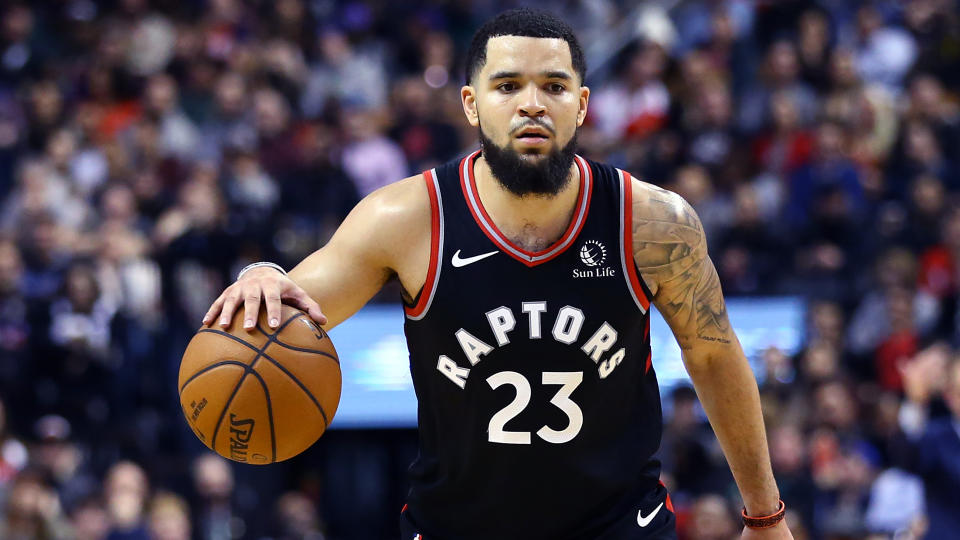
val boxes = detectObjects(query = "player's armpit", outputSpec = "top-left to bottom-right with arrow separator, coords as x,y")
288,174 -> 432,329
629,181 -> 733,352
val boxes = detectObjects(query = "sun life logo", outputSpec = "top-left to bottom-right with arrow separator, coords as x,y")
579,240 -> 606,267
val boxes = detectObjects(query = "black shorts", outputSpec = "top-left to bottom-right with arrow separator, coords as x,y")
399,482 -> 677,540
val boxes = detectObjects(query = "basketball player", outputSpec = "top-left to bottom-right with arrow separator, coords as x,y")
204,9 -> 791,539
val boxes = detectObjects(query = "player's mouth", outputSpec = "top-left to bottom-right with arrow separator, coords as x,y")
515,128 -> 551,145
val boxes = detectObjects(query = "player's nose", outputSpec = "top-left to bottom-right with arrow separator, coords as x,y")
517,85 -> 546,117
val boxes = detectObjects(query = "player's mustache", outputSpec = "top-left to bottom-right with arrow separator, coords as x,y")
509,119 -> 556,136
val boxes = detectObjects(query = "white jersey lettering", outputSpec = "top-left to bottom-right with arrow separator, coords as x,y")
455,329 -> 494,366
438,355 -> 470,388
581,322 -> 618,363
486,306 -> 516,346
521,301 -> 547,339
552,306 -> 585,345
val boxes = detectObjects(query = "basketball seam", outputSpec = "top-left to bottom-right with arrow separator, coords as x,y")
197,328 -> 331,430
243,368 -> 277,463
255,320 -> 340,364
209,362 -> 253,454
179,360 -> 250,393
255,311 -> 323,444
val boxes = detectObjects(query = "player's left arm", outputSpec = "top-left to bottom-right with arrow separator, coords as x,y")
630,180 -> 790,537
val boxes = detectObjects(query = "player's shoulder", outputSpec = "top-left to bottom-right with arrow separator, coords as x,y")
623,175 -> 707,296
627,175 -> 702,233
333,174 -> 432,266
354,173 -> 432,226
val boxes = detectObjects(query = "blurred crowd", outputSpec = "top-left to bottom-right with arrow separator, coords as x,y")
0,0 -> 959,538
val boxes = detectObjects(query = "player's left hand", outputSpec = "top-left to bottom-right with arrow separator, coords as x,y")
741,520 -> 793,539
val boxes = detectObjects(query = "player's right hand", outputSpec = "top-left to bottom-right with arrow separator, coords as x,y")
202,267 -> 327,330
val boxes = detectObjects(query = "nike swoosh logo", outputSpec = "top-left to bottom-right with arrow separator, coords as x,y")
637,502 -> 663,528
451,249 -> 499,267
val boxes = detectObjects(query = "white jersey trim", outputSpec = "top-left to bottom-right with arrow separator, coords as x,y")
619,169 -> 647,314
406,168 -> 443,321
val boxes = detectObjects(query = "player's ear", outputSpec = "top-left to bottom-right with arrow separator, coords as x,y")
577,85 -> 590,127
462,85 -> 479,127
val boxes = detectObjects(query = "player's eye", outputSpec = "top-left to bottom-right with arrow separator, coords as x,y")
548,83 -> 565,93
497,82 -> 516,93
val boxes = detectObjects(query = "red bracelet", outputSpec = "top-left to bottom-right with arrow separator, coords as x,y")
741,499 -> 786,529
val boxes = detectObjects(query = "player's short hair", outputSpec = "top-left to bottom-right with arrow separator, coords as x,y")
464,8 -> 586,85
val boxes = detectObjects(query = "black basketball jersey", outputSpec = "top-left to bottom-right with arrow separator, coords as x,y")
402,150 -> 663,539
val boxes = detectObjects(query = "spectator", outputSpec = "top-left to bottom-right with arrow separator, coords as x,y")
104,461 -> 150,540
70,496 -> 110,540
751,90 -> 814,180
48,263 -> 116,363
768,424 -> 816,534
848,248 -> 939,373
589,41 -> 670,142
738,39 -> 818,135
796,9 -> 834,92
272,491 -> 326,540
0,240 -> 36,416
682,494 -> 737,540
786,119 -> 865,229
853,5 -> 918,95
905,74 -> 960,174
1,159 -> 91,237
252,88 -> 300,180
191,453 -> 240,540
903,174 -> 949,251
893,345 -> 960,537
389,77 -> 462,173
301,29 -> 389,117
197,72 -> 254,163
713,184 -> 782,294
31,414 -> 97,514
275,120 -> 358,250
904,0 -> 960,87
918,205 -> 960,303
140,74 -> 200,162
340,107 -> 409,196
0,398 -> 27,489
682,77 -> 738,177
0,468 -> 72,540
147,492 -> 190,540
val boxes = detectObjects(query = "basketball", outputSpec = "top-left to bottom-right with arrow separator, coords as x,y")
178,305 -> 340,464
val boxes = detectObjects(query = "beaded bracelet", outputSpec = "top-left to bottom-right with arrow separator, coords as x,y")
741,500 -> 786,529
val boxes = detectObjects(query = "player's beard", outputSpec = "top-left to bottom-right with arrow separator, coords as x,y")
478,125 -> 578,198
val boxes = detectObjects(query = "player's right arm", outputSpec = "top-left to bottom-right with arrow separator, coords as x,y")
202,174 -> 431,330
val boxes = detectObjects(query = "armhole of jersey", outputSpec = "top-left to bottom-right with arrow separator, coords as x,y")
618,170 -> 651,314
405,169 -> 443,320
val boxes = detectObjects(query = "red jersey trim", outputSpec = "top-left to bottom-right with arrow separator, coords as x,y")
658,480 -> 676,513
459,150 -> 593,268
619,170 -> 651,313
405,169 -> 443,320
644,318 -> 652,374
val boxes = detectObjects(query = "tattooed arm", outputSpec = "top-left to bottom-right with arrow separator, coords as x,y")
631,180 -> 788,531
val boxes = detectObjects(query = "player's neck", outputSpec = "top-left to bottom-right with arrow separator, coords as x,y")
473,156 -> 581,252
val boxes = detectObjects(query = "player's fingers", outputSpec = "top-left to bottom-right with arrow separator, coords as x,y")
202,294 -> 226,326
242,286 -> 262,330
263,283 -> 283,329
218,287 -> 241,328
285,288 -> 327,326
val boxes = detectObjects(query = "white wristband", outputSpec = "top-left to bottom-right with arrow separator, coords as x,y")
237,261 -> 287,281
